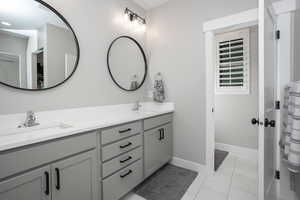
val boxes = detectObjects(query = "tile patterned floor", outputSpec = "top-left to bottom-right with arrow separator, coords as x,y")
122,154 -> 258,200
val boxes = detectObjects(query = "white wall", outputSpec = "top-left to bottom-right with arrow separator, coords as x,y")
0,31 -> 28,88
0,0 -> 148,115
215,27 -> 259,149
147,0 -> 258,164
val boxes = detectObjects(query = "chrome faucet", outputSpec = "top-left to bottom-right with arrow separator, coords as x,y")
132,101 -> 142,111
23,111 -> 40,127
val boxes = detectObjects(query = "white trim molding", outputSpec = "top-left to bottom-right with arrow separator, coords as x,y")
203,8 -> 259,174
170,157 -> 206,173
272,0 -> 298,15
203,8 -> 258,33
215,143 -> 258,160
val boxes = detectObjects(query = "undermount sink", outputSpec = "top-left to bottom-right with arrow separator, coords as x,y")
0,122 -> 73,137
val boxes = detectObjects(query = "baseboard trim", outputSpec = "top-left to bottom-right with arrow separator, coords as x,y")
170,157 -> 206,172
215,143 -> 258,160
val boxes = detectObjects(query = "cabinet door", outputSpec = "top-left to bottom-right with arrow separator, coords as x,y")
0,166 -> 51,200
144,123 -> 173,178
51,150 -> 98,200
160,123 -> 173,165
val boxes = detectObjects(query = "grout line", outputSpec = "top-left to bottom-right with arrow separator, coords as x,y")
226,155 -> 237,200
191,174 -> 208,200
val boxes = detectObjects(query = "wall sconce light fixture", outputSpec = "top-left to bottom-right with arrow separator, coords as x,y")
124,8 -> 146,32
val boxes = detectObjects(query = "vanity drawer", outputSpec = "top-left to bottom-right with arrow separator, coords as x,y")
102,134 -> 142,162
102,147 -> 142,178
144,113 -> 173,131
101,121 -> 142,145
103,160 -> 143,200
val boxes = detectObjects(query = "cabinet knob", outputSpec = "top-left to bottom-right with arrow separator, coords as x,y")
251,118 -> 259,126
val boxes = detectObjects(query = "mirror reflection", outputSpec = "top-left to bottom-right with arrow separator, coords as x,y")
107,36 -> 147,91
0,0 -> 79,90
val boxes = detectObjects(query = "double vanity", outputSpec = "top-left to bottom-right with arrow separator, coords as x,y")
0,0 -> 171,199
0,102 -> 174,200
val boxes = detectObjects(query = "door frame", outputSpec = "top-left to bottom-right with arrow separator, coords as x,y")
203,8 -> 259,174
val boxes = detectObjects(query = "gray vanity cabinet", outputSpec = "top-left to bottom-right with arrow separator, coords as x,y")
0,166 -> 51,200
51,150 -> 98,200
0,150 -> 97,200
144,121 -> 173,178
0,132 -> 98,200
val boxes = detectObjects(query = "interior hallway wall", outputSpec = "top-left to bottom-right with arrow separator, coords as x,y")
215,27 -> 259,150
147,0 -> 258,164
0,0 -> 148,115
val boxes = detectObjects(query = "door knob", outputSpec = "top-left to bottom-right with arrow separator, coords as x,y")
264,118 -> 276,128
251,118 -> 259,126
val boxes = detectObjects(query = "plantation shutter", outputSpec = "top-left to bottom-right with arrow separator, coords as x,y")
216,29 -> 250,94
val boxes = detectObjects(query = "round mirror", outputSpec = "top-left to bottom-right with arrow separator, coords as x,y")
0,0 -> 79,90
107,36 -> 147,91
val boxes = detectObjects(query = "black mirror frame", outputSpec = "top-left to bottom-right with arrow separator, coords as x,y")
0,0 -> 80,91
107,36 -> 148,92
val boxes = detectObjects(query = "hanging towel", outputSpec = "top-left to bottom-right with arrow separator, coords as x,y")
153,73 -> 165,103
282,82 -> 300,173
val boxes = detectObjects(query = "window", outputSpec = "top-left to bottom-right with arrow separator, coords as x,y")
215,29 -> 250,94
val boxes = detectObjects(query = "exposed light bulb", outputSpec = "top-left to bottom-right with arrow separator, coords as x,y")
133,17 -> 139,28
123,12 -> 129,23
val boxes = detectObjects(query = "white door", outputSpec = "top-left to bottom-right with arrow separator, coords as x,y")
258,0 -> 277,199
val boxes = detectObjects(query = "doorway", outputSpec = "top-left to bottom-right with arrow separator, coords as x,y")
214,27 -> 259,174
204,6 -> 278,200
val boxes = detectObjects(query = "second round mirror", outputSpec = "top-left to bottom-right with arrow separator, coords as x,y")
107,36 -> 147,91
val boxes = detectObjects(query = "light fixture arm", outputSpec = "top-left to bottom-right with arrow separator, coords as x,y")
125,8 -> 146,24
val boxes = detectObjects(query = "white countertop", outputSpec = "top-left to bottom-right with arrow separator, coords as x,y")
0,102 -> 174,152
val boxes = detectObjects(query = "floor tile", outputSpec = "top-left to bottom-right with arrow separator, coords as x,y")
231,172 -> 258,195
195,185 -> 228,200
228,188 -> 258,200
202,173 -> 232,195
235,157 -> 258,180
216,156 -> 236,177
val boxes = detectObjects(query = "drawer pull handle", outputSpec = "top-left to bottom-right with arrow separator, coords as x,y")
120,156 -> 132,163
120,142 -> 132,149
55,168 -> 61,190
44,172 -> 50,196
119,128 -> 132,134
120,170 -> 133,178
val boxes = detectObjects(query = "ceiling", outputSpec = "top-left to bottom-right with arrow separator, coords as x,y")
0,0 -> 66,30
132,0 -> 171,10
